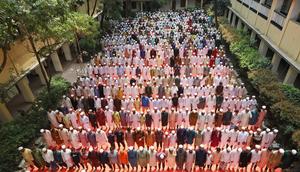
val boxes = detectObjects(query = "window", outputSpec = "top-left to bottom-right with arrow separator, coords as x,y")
264,0 -> 273,8
181,0 -> 186,7
280,0 -> 292,16
296,13 -> 300,23
132,1 -> 137,9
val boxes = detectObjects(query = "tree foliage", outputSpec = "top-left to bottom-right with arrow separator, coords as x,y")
0,76 -> 70,171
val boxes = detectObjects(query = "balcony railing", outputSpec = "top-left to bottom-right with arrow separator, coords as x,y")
258,3 -> 270,19
271,10 -> 286,29
250,1 -> 259,12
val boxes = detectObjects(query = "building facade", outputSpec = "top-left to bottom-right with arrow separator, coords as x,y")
227,0 -> 300,88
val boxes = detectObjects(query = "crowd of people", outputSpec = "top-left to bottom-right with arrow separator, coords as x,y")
19,10 -> 298,172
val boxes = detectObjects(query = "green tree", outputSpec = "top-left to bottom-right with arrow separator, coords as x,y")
100,0 -> 123,29
212,0 -> 231,28
0,0 -> 98,91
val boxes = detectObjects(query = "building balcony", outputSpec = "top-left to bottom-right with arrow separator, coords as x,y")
258,3 -> 270,20
271,10 -> 286,30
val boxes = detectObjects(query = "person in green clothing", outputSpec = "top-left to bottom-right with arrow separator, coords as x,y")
279,149 -> 298,170
32,145 -> 46,169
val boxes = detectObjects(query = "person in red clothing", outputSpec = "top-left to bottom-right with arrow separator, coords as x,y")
211,127 -> 222,147
96,108 -> 106,127
156,149 -> 167,170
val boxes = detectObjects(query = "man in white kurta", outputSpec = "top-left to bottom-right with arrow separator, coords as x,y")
61,146 -> 74,168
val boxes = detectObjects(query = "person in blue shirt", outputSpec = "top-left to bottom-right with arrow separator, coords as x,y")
127,146 -> 138,170
141,94 -> 150,111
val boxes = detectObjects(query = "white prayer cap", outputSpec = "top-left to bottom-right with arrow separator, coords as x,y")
219,109 -> 223,112
55,110 -> 59,113
99,149 -> 104,153
61,145 -> 66,149
59,124 -> 64,128
69,127 -> 73,131
157,128 -> 161,131
18,146 -> 24,151
129,146 -> 133,150
238,148 -> 243,152
105,106 -> 109,109
273,129 -> 278,133
150,146 -> 154,150
255,145 -> 261,149
266,128 -> 271,132
139,146 -> 144,151
241,127 -> 246,130
89,147 -> 93,152
262,105 -> 266,109
249,130 -> 254,134
246,147 -> 251,150
180,125 -> 184,129
63,95 -> 66,98
200,144 -> 204,148
40,129 -> 45,133
137,127 -> 141,131
292,149 -> 297,155
172,130 -> 176,134
207,127 -> 211,131
279,149 -> 285,154
42,148 -> 47,152
257,128 -> 262,132
227,147 -> 231,151
159,154 -> 165,159
165,131 -> 169,135
216,127 -> 221,131
169,147 -> 174,151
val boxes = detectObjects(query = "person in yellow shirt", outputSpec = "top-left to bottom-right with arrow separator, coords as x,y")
18,146 -> 35,169
113,111 -> 121,128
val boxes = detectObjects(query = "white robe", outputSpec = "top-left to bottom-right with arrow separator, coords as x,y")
61,149 -> 74,167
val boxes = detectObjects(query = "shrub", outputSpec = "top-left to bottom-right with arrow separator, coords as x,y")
0,76 -> 70,171
280,84 -> 300,106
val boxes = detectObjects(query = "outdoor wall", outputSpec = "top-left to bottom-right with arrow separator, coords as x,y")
255,17 -> 269,34
0,39 -> 44,84
279,20 -> 300,61
266,24 -> 282,45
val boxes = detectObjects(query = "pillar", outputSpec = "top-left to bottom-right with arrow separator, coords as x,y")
237,19 -> 242,30
140,1 -> 143,11
17,77 -> 35,103
283,66 -> 298,85
35,65 -> 48,85
50,51 -> 63,72
250,30 -> 256,41
228,10 -> 232,22
231,14 -> 236,27
62,43 -> 72,61
258,40 -> 268,57
243,23 -> 248,32
0,103 -> 13,122
271,53 -> 281,73
201,0 -> 203,9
